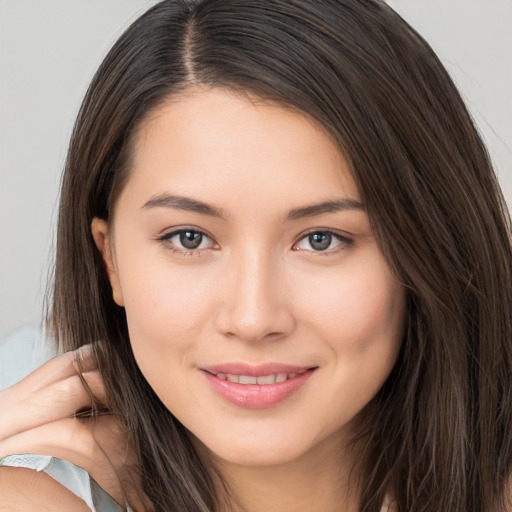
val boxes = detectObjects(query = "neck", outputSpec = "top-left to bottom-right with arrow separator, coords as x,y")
201,431 -> 362,512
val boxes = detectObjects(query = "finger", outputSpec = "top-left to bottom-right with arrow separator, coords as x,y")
0,417 -> 94,462
4,347 -> 98,395
73,344 -> 99,373
77,370 -> 108,407
0,415 -> 123,462
0,370 -> 105,440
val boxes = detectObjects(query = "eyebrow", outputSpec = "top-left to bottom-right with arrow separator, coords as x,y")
286,198 -> 365,220
142,194 -> 227,219
142,193 -> 364,221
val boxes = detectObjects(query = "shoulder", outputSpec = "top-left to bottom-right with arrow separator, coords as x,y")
0,465 -> 91,511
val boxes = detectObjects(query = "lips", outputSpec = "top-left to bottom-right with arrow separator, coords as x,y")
200,363 -> 317,409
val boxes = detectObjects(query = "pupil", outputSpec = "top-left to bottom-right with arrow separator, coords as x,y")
180,231 -> 202,249
309,232 -> 331,251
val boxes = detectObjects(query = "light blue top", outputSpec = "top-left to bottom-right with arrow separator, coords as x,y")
0,324 -> 56,392
0,326 -> 133,511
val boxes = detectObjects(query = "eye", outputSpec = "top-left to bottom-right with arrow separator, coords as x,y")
158,228 -> 217,254
293,231 -> 352,253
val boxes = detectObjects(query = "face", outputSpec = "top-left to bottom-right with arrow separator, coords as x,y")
93,87 -> 406,468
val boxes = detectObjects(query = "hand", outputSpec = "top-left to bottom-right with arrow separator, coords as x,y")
0,347 -> 151,511
0,346 -> 104,441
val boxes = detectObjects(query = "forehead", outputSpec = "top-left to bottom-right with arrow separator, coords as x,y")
119,87 -> 359,211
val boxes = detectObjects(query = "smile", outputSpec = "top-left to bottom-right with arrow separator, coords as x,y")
201,365 -> 317,409
212,370 -> 306,385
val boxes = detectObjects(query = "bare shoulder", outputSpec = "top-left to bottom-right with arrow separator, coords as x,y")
0,466 -> 90,512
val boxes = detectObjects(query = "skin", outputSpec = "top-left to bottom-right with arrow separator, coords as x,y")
92,86 -> 407,512
0,350 -> 149,511
0,467 -> 91,512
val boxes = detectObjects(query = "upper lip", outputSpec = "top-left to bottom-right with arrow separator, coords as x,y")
201,363 -> 317,376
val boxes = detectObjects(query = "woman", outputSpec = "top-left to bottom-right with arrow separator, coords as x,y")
1,0 -> 511,511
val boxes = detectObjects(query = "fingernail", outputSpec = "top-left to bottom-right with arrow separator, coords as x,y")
72,343 -> 101,375
75,343 -> 94,363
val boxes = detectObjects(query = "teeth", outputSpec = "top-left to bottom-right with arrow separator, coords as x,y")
257,374 -> 276,385
215,372 -> 303,384
239,375 -> 257,384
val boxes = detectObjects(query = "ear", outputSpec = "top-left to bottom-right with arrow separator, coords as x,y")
91,217 -> 124,307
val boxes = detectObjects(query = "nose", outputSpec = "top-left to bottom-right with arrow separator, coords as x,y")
215,248 -> 295,343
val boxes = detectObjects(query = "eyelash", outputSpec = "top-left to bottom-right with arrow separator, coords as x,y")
156,228 -> 218,257
156,227 -> 354,257
292,229 -> 354,255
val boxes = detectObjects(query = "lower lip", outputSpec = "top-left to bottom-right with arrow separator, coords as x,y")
202,369 -> 316,409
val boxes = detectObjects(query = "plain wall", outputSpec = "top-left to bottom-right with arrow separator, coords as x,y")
1,0 -> 511,341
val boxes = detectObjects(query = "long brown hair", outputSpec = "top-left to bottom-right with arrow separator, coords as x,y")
49,1 -> 512,510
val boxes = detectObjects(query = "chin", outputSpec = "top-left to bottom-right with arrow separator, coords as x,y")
193,429 -> 322,468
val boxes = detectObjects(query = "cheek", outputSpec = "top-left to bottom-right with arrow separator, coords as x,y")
298,250 -> 406,357
114,252 -> 217,377
295,254 -> 406,431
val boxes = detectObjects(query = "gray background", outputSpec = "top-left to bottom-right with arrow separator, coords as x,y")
1,0 -> 511,342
